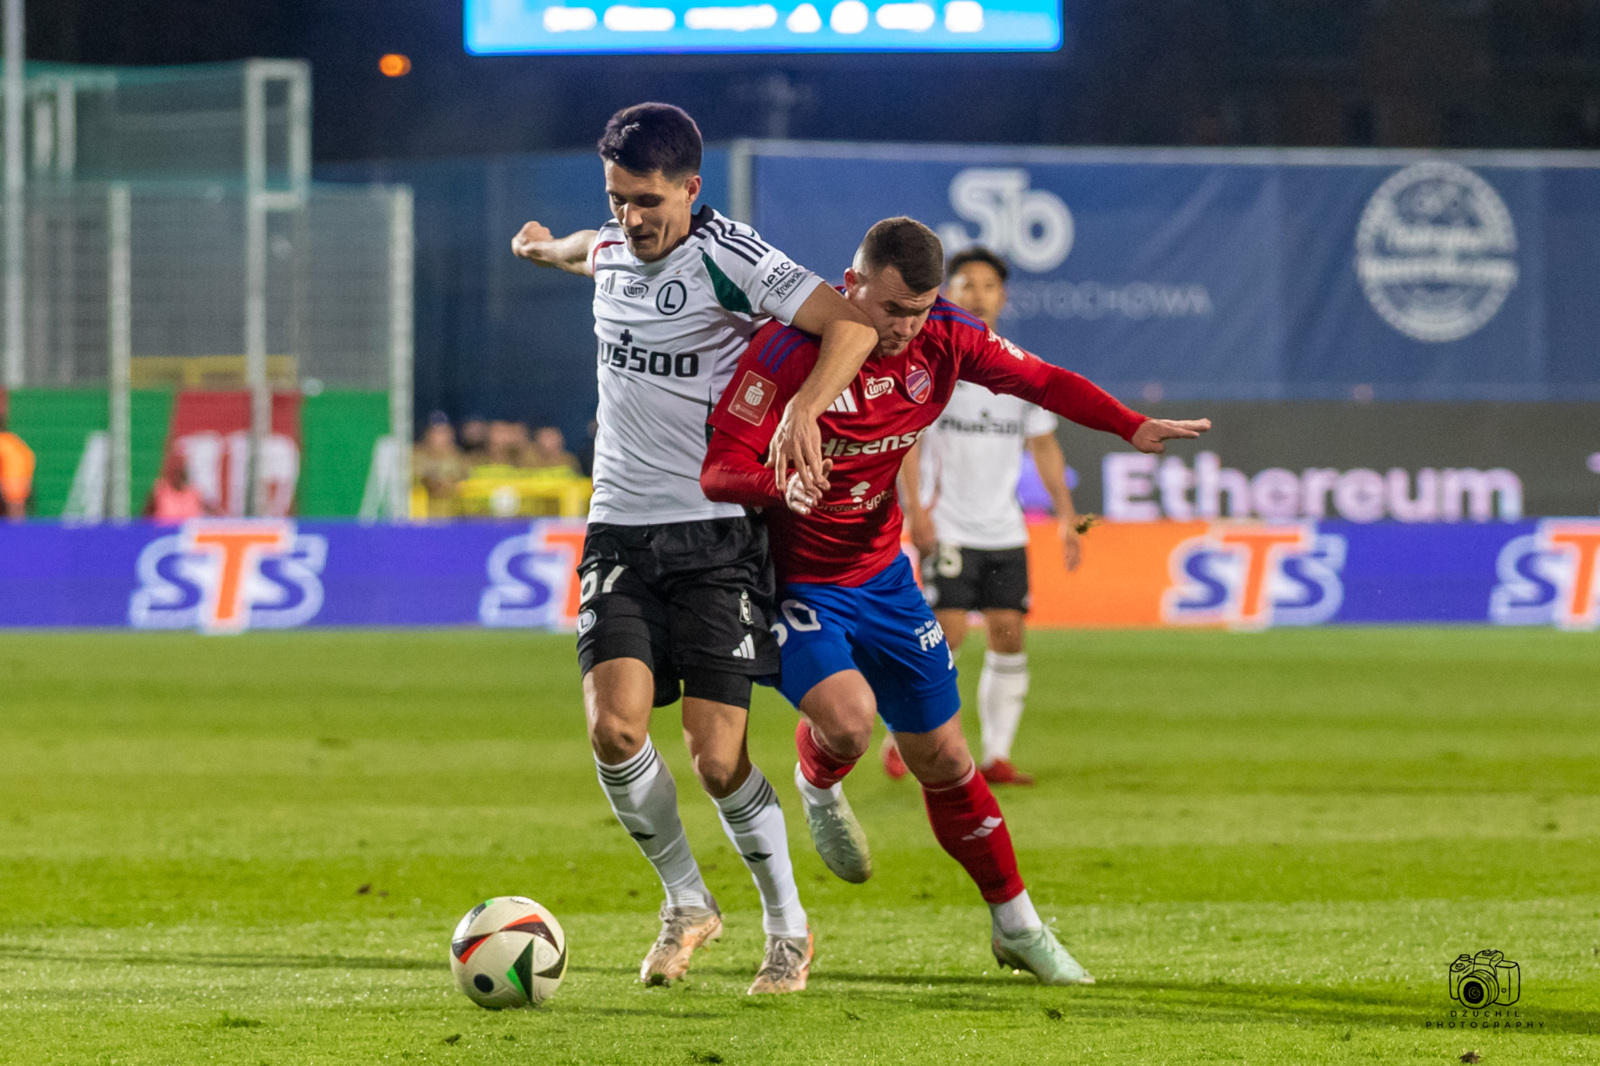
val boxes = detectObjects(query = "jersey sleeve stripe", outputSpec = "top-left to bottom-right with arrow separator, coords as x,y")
709,219 -> 772,257
932,298 -> 986,326
757,327 -> 809,371
927,312 -> 987,333
756,326 -> 799,365
708,233 -> 761,266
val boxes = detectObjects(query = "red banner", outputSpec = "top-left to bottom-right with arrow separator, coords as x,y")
165,392 -> 302,517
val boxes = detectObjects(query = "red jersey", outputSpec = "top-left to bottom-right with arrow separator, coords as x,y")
702,297 -> 1146,586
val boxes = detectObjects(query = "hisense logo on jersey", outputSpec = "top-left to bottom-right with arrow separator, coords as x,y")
821,429 -> 924,458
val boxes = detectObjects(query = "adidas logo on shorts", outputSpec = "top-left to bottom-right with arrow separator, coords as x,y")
730,634 -> 756,659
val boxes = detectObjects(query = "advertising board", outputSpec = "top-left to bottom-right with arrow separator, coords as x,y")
3,518 -> 1596,632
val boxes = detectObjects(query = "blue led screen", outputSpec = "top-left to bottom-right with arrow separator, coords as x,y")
465,0 -> 1063,54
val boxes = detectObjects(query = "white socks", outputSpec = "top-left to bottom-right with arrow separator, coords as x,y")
713,766 -> 809,938
978,650 -> 1029,765
990,888 -> 1043,936
794,762 -> 843,807
595,738 -> 714,911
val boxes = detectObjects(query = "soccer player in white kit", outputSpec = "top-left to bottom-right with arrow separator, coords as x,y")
895,247 -> 1085,786
511,104 -> 876,993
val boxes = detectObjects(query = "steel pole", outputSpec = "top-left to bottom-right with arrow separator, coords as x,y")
3,0 -> 24,388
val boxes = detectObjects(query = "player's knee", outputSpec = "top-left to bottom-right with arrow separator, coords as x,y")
587,707 -> 646,764
801,678 -> 876,758
691,750 -> 747,798
985,613 -> 1025,654
902,729 -> 974,785
813,692 -> 875,758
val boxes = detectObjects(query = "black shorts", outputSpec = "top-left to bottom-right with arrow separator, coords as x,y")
576,517 -> 781,708
921,544 -> 1031,614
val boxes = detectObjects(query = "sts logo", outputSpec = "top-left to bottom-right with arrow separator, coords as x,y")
128,520 -> 326,634
479,522 -> 586,628
1490,520 -> 1600,630
1162,523 -> 1347,629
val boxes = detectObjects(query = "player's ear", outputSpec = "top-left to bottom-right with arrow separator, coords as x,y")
682,173 -> 702,205
843,267 -> 861,294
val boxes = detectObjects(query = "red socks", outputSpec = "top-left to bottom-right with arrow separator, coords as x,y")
922,766 -> 1025,904
795,719 -> 859,789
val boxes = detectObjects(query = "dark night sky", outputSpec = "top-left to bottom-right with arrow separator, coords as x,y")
30,1 -> 1600,160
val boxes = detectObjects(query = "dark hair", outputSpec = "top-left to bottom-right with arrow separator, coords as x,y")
857,217 -> 945,293
597,103 -> 702,180
946,246 -> 1009,284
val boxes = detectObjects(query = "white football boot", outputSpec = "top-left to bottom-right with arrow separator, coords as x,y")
992,924 -> 1096,986
793,764 -> 873,883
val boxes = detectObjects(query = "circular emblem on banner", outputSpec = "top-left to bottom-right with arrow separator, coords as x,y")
656,280 -> 687,315
1355,161 -> 1519,343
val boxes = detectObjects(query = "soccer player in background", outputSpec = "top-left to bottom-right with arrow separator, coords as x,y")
511,103 -> 877,993
699,218 -> 1208,983
891,247 -> 1084,786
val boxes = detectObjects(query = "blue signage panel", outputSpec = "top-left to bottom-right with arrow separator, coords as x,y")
2,518 -> 1598,631
465,0 -> 1063,53
748,147 -> 1600,402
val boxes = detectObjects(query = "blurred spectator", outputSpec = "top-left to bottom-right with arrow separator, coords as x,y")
0,408 -> 33,521
458,416 -> 490,463
525,426 -> 581,473
413,412 -> 471,508
485,420 -> 530,468
144,452 -> 211,523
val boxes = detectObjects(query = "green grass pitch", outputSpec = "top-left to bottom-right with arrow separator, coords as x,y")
1,628 -> 1597,1064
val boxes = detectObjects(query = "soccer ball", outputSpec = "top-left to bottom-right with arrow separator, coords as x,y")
449,896 -> 568,1009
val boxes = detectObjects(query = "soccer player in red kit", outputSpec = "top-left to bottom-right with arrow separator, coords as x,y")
700,217 -> 1209,983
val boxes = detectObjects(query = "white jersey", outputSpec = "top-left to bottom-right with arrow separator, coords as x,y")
586,206 -> 823,525
919,380 -> 1058,550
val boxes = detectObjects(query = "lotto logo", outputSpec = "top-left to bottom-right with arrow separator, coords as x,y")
1162,523 -> 1346,629
480,523 -> 586,629
1490,520 -> 1600,630
128,520 -> 326,634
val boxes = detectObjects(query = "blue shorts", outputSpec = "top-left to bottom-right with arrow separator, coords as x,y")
773,555 -> 962,735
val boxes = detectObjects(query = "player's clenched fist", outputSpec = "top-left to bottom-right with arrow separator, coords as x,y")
1130,417 -> 1212,455
511,221 -> 555,260
784,459 -> 832,515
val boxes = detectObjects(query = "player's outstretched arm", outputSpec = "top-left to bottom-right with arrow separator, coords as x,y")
958,329 -> 1211,450
766,286 -> 877,496
511,222 -> 599,277
1129,417 -> 1212,454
